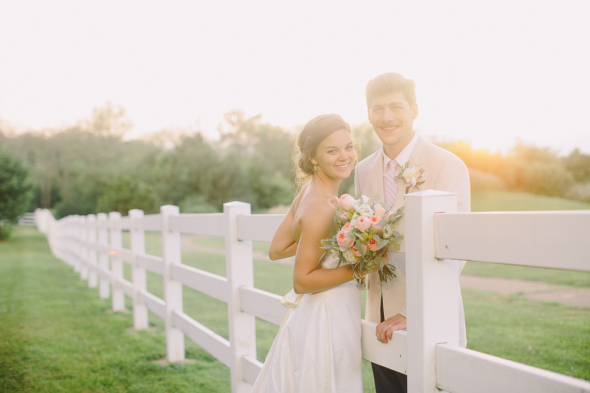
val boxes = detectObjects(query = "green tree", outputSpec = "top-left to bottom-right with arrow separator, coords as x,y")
209,149 -> 253,209
502,144 -> 574,196
96,176 -> 158,215
562,149 -> 590,183
0,149 -> 32,239
246,155 -> 293,210
150,132 -> 219,206
85,101 -> 133,138
216,110 -> 296,206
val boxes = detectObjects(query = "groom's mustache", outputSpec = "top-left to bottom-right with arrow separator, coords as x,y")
378,122 -> 401,128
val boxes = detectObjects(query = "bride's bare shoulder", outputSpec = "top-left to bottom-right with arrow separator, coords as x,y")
297,194 -> 337,226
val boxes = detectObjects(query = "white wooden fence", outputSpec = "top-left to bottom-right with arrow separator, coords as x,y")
35,190 -> 590,393
18,212 -> 37,226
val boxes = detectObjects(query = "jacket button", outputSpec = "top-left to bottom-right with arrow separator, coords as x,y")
377,284 -> 382,291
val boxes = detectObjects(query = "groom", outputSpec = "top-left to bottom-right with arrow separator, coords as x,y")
354,72 -> 470,393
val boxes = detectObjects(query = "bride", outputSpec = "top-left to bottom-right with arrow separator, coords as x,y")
251,114 -> 376,393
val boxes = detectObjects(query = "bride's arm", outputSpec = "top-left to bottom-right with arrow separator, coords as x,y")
292,205 -> 355,294
269,205 -> 298,260
269,184 -> 312,260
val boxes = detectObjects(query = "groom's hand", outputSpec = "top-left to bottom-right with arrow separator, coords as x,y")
376,314 -> 406,344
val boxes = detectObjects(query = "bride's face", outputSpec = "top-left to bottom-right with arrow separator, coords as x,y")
311,128 -> 355,179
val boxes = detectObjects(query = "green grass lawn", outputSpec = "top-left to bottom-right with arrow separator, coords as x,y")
0,227 -> 230,393
2,226 -> 589,393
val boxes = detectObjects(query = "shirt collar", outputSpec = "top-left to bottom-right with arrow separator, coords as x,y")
382,131 -> 419,173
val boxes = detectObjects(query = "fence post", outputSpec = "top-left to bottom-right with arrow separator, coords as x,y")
87,214 -> 98,289
97,212 -> 110,299
79,215 -> 89,281
130,209 -> 148,330
161,205 -> 185,362
224,201 -> 256,393
109,211 -> 125,311
405,190 -> 460,393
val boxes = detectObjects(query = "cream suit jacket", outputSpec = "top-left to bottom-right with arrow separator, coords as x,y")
354,134 -> 470,347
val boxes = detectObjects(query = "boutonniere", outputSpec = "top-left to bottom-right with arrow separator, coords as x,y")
395,162 -> 425,194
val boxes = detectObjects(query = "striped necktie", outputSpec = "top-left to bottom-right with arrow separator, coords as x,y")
385,160 -> 398,207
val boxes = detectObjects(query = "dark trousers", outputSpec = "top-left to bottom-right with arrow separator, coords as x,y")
371,296 -> 408,393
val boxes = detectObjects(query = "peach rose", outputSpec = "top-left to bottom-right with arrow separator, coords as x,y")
338,194 -> 355,212
370,215 -> 383,231
373,203 -> 386,218
354,216 -> 371,232
339,212 -> 350,221
351,243 -> 367,257
367,238 -> 379,251
341,222 -> 354,233
336,231 -> 354,248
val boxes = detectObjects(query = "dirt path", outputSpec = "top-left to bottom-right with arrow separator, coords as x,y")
181,236 -> 590,309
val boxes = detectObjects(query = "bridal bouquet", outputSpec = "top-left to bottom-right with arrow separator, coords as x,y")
320,194 -> 404,290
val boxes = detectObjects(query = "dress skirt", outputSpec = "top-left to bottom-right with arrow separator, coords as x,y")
251,278 -> 363,393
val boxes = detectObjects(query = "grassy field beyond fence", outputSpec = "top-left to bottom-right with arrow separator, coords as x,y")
2,192 -> 590,392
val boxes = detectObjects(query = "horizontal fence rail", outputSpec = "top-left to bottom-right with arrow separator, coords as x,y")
35,191 -> 590,393
171,264 -> 229,303
237,214 -> 283,242
239,286 -> 285,326
435,211 -> 590,271
436,344 -> 590,393
169,213 -> 225,236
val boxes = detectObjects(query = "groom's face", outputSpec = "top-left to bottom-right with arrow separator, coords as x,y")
368,91 -> 418,152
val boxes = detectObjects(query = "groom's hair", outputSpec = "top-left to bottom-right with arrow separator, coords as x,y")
365,73 -> 416,108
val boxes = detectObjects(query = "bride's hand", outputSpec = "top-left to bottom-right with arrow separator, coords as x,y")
377,248 -> 389,264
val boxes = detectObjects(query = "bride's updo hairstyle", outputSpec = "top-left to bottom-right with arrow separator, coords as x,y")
294,114 -> 356,188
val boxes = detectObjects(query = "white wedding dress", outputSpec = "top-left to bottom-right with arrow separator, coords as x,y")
251,256 -> 363,393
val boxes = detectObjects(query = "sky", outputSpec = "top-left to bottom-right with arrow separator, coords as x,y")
1,0 -> 589,155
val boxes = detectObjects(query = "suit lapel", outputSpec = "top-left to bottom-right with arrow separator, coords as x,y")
392,135 -> 426,210
367,150 -> 384,203
408,135 -> 425,168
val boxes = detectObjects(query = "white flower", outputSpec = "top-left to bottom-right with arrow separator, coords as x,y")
360,195 -> 370,204
357,204 -> 374,217
350,213 -> 360,227
330,249 -> 342,260
402,166 -> 421,187
351,200 -> 363,214
383,224 -> 394,239
343,248 -> 356,263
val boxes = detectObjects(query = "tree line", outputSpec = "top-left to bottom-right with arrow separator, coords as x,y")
1,103 -> 589,239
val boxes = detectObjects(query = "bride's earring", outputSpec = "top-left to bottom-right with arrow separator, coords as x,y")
314,165 -> 317,171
